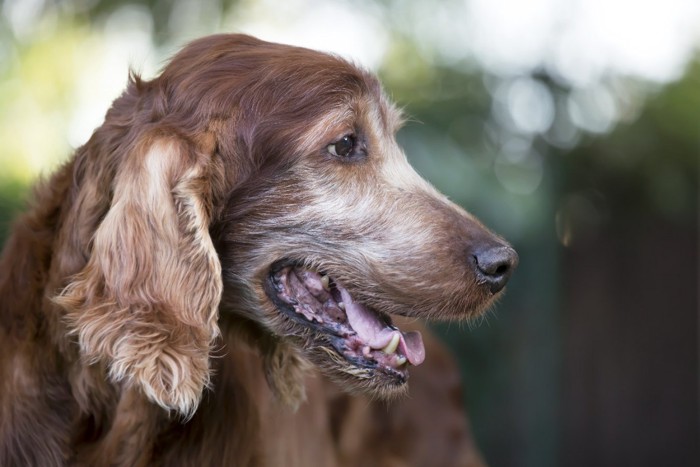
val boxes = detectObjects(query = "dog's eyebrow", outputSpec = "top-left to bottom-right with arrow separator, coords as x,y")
360,73 -> 405,134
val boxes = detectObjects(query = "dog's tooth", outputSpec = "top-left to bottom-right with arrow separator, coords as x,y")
395,355 -> 407,366
321,275 -> 330,291
337,301 -> 345,310
382,333 -> 400,355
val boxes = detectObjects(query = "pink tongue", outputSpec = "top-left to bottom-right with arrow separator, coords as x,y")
400,331 -> 425,366
339,287 -> 425,366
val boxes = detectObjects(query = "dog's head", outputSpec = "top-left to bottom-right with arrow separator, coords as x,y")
56,34 -> 517,415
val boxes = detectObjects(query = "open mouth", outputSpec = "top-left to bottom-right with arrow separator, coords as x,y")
267,264 -> 425,378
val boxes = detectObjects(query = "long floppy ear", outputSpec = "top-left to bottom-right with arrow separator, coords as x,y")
55,135 -> 222,417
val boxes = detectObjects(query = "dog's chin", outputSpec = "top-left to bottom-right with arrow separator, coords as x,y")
263,262 -> 428,398
303,337 -> 410,399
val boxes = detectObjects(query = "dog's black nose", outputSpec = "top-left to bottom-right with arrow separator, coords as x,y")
473,245 -> 519,294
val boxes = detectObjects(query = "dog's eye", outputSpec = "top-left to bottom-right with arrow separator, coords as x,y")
327,135 -> 355,157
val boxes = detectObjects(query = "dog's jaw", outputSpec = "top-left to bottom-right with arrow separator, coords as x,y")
272,265 -> 424,361
261,262 -> 429,397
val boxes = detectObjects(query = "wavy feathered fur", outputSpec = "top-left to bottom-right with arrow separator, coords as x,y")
0,34 -> 501,466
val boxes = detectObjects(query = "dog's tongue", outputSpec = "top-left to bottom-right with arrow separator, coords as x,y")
338,286 -> 425,366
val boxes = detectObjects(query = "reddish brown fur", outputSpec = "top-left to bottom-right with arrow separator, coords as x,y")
0,34 -> 500,466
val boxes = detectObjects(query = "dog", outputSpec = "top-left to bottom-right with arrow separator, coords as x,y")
0,34 -> 516,466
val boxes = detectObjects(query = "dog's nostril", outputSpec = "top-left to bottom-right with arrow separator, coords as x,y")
473,246 -> 519,294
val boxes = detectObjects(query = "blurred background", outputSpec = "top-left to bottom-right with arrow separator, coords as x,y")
0,0 -> 697,465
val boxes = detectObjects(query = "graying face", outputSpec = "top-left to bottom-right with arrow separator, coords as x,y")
217,90 -> 517,397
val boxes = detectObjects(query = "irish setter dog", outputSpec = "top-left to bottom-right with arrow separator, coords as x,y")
0,34 -> 517,466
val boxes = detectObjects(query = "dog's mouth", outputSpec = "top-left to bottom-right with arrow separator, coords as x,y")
267,264 -> 425,378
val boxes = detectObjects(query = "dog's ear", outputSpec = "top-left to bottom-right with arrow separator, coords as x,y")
55,135 -> 222,417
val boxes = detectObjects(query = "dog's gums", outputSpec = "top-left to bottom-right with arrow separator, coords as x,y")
268,265 -> 425,377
